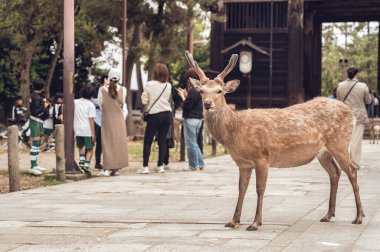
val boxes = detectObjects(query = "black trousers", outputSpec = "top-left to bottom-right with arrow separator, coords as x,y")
95,123 -> 102,165
143,111 -> 171,167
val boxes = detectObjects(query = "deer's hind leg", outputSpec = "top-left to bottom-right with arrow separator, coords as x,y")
225,167 -> 253,228
327,144 -> 365,224
317,149 -> 341,222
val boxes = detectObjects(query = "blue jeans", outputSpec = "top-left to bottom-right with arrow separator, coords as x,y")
184,118 -> 205,168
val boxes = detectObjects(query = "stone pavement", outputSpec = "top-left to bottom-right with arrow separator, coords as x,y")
1,140 -> 380,251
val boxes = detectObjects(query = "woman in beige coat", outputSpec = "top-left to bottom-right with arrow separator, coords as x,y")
337,67 -> 372,170
98,69 -> 129,176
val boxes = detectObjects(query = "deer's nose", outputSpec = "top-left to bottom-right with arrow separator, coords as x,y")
204,101 -> 212,110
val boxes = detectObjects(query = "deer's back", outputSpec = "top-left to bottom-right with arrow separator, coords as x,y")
225,97 -> 354,168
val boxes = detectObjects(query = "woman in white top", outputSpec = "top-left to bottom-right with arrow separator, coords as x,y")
97,69 -> 129,176
138,63 -> 172,174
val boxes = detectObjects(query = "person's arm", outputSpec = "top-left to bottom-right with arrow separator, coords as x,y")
141,84 -> 150,105
122,87 -> 128,119
89,118 -> 95,143
336,85 -> 342,101
98,87 -> 103,109
177,87 -> 187,102
60,104 -> 64,123
11,106 -> 16,120
364,86 -> 372,105
88,102 -> 97,142
183,89 -> 198,112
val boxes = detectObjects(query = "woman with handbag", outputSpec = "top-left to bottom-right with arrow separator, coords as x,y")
337,66 -> 372,170
138,63 -> 173,174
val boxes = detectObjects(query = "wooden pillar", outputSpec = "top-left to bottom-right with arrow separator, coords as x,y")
210,17 -> 224,72
314,20 -> 322,97
287,0 -> 304,105
55,124 -> 66,181
378,21 -> 380,94
303,10 -> 313,100
8,126 -> 20,192
63,0 -> 77,172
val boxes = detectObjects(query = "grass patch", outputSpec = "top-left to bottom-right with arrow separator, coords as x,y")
42,177 -> 65,187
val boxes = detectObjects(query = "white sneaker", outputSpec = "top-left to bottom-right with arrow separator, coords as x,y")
137,167 -> 149,174
29,168 -> 42,176
98,170 -> 110,177
156,166 -> 165,173
35,166 -> 47,172
164,164 -> 170,170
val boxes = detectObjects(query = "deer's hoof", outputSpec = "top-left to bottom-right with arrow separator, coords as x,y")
352,218 -> 363,224
225,222 -> 237,228
320,212 -> 335,222
246,223 -> 260,231
320,217 -> 330,222
352,212 -> 365,224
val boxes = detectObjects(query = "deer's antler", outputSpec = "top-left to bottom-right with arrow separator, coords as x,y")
215,54 -> 239,83
185,51 -> 209,82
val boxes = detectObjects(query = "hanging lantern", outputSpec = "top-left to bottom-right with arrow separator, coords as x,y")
239,51 -> 252,74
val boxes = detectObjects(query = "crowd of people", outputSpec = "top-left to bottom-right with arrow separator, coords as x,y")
11,63 -> 206,176
8,63 -> 377,177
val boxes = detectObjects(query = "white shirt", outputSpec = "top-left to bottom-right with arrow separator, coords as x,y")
43,107 -> 54,130
98,84 -> 128,119
74,98 -> 96,137
141,80 -> 172,114
91,98 -> 102,127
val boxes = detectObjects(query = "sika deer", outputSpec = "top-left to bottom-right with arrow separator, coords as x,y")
185,51 -> 365,231
369,119 -> 380,144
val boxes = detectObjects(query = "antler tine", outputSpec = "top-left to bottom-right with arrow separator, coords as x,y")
216,54 -> 239,82
185,51 -> 208,82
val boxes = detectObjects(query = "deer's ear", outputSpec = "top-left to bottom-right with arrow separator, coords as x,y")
189,77 -> 202,92
224,80 -> 240,93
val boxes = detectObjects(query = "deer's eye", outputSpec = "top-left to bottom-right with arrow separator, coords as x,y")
217,90 -> 223,94
199,89 -> 204,94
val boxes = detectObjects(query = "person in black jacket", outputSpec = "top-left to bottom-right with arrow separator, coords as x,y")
177,68 -> 205,171
29,78 -> 50,176
11,96 -> 28,126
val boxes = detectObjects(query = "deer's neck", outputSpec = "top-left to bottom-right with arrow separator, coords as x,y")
204,105 -> 238,146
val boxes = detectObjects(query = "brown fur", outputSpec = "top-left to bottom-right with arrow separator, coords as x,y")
185,51 -> 365,231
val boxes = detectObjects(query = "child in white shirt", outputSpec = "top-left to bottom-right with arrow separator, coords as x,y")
74,85 -> 96,173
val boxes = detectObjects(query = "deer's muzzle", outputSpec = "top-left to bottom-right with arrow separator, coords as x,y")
204,101 -> 212,110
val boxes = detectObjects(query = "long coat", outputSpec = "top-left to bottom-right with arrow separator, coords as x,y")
100,86 -> 129,170
337,79 -> 372,125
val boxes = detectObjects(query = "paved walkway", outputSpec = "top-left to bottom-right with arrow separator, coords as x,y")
1,141 -> 380,251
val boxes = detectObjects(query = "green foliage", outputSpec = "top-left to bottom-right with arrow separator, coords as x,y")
322,22 -> 379,96
0,0 -> 219,121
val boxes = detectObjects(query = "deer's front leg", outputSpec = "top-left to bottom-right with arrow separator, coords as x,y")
225,167 -> 252,228
247,160 -> 269,231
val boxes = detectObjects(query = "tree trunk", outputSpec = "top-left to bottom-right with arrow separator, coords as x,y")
45,31 -> 64,97
125,23 -> 142,136
147,1 -> 165,79
20,39 -> 38,108
136,61 -> 144,112
147,32 -> 158,80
